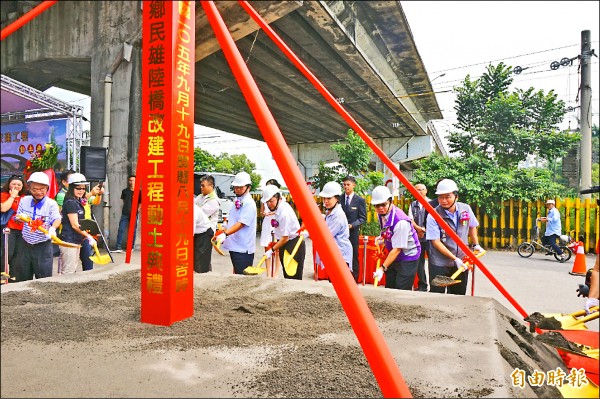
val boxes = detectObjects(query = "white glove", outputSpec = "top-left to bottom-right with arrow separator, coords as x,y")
215,232 -> 227,245
264,249 -> 274,259
454,258 -> 469,270
473,244 -> 483,253
374,235 -> 384,246
87,236 -> 97,246
301,230 -> 309,240
585,298 -> 599,315
373,267 -> 384,281
46,226 -> 56,239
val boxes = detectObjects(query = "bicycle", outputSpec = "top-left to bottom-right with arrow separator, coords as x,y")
517,221 -> 573,262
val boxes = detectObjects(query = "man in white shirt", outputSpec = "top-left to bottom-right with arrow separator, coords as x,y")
194,175 -> 220,273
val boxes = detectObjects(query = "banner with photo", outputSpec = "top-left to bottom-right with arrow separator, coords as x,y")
0,119 -> 68,182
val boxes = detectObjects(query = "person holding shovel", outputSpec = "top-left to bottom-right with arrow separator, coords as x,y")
371,185 -> 421,290
15,172 -> 62,280
260,178 -> 284,277
58,173 -> 97,274
193,175 -> 220,273
1,175 -> 27,282
214,172 -> 257,275
425,179 -> 482,295
261,184 -> 306,280
314,181 -> 353,274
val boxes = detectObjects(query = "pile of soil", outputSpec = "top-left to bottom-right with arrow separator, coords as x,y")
1,270 -> 566,398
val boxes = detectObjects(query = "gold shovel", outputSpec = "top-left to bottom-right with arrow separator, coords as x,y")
243,255 -> 268,275
89,243 -> 112,265
431,250 -> 486,287
283,232 -> 305,277
16,214 -> 81,248
210,230 -> 226,256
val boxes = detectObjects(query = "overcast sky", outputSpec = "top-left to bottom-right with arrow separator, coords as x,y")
46,1 -> 599,185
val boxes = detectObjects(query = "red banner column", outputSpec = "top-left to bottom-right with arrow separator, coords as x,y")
140,1 -> 195,326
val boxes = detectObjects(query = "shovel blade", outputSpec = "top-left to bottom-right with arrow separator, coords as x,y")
243,266 -> 267,275
211,239 -> 225,256
431,276 -> 462,287
283,250 -> 298,276
89,255 -> 111,265
90,244 -> 112,265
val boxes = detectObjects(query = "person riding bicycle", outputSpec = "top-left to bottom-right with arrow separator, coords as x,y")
539,199 -> 566,262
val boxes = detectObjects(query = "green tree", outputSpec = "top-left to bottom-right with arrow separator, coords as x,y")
330,129 -> 372,176
309,129 -> 381,195
450,62 -> 580,169
413,153 -> 565,216
193,148 -> 261,190
193,148 -> 215,172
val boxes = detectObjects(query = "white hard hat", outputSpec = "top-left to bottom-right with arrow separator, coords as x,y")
546,199 -> 555,205
27,171 -> 50,186
371,186 -> 392,205
435,179 -> 459,195
67,172 -> 89,185
319,181 -> 342,198
232,171 -> 252,186
261,184 -> 280,203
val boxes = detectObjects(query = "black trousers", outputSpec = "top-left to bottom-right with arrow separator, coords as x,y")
349,230 -> 360,282
21,239 -> 53,281
194,228 -> 214,273
385,259 -> 419,290
279,235 -> 306,280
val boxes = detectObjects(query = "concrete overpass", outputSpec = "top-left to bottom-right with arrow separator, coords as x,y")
1,1 -> 443,245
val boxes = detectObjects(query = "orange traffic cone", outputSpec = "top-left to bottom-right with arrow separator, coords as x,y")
569,242 -> 587,276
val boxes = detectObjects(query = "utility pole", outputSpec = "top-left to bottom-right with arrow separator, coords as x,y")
580,30 -> 592,198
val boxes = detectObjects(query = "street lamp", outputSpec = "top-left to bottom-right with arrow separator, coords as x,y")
430,73 -> 446,83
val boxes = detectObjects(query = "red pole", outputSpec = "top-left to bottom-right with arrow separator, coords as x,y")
201,2 -> 412,397
0,1 -> 57,41
238,0 -> 529,320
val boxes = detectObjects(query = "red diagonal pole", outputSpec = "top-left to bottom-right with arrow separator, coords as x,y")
238,0 -> 529,320
1,1 -> 57,41
202,2 -> 412,397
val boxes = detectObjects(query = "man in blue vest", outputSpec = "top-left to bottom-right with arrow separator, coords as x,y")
426,179 -> 482,295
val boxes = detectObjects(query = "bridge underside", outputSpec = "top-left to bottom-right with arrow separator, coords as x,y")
1,1 -> 442,146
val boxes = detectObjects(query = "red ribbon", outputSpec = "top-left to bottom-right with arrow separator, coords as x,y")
29,218 -> 44,232
371,245 -> 387,262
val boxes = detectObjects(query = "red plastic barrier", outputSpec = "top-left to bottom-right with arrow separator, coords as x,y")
313,236 -> 387,286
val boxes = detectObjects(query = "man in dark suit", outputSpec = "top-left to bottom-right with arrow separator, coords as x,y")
341,176 -> 366,283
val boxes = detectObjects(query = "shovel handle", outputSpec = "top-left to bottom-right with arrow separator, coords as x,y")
373,258 -> 382,287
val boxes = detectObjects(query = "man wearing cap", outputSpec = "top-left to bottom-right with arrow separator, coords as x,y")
539,199 -> 565,262
371,185 -> 421,290
426,179 -> 482,295
214,172 -> 257,274
15,171 -> 62,280
261,184 -> 306,280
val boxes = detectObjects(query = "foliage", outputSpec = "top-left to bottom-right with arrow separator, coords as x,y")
309,161 -> 345,191
413,153 -> 565,216
355,171 -> 384,196
450,62 -> 580,169
310,129 -> 381,195
193,148 -> 215,172
360,220 -> 381,237
25,136 -> 63,173
330,129 -> 372,176
193,148 -> 261,190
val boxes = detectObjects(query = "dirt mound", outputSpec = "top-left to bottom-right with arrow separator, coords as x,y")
1,270 -> 566,398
